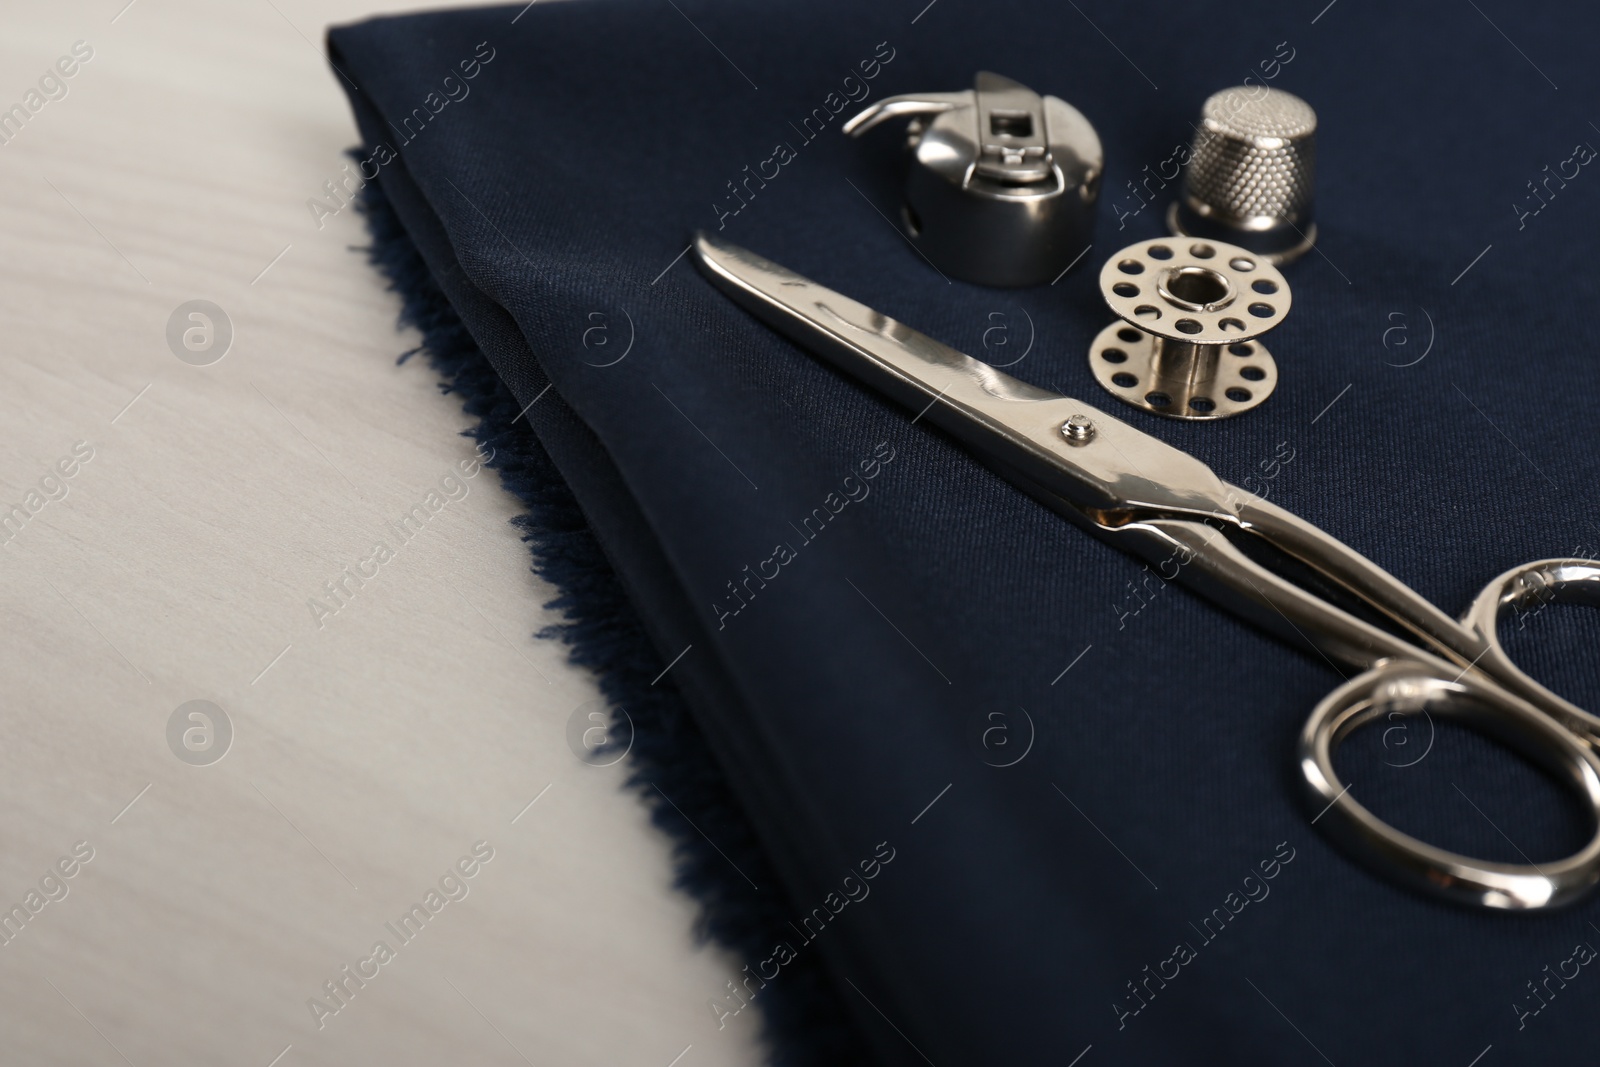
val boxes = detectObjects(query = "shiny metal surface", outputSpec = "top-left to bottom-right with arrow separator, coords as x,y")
843,72 -> 1102,287
1089,238 -> 1286,419
1168,86 -> 1318,264
693,231 -> 1600,911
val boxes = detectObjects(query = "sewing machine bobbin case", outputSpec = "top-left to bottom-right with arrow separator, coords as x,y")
843,72 -> 1103,287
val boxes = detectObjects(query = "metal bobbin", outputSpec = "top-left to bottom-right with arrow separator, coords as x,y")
1087,237 -> 1290,420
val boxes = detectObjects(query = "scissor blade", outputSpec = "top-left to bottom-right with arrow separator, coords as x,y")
692,231 -> 1235,522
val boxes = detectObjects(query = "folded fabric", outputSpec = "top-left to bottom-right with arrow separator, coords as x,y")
330,3 -> 1600,1063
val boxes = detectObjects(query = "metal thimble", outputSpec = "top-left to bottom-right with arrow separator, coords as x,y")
1167,86 -> 1317,264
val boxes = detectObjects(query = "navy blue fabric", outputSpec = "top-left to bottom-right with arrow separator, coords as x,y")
330,2 -> 1600,1063
351,162 -> 869,1062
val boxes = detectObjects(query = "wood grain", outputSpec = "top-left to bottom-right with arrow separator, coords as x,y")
0,2 -> 758,1063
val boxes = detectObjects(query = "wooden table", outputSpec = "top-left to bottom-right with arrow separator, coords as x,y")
0,2 -> 757,1063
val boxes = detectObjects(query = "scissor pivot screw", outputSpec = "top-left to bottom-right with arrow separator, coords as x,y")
1087,237 -> 1290,421
1061,414 -> 1096,444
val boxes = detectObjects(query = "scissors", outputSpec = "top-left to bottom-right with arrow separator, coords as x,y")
692,231 -> 1600,911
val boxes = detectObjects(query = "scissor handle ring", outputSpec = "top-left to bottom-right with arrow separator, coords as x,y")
1466,559 -> 1600,627
1300,658 -> 1600,910
1461,558 -> 1600,740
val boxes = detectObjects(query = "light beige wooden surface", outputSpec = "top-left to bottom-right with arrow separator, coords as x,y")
0,1 -> 758,1064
